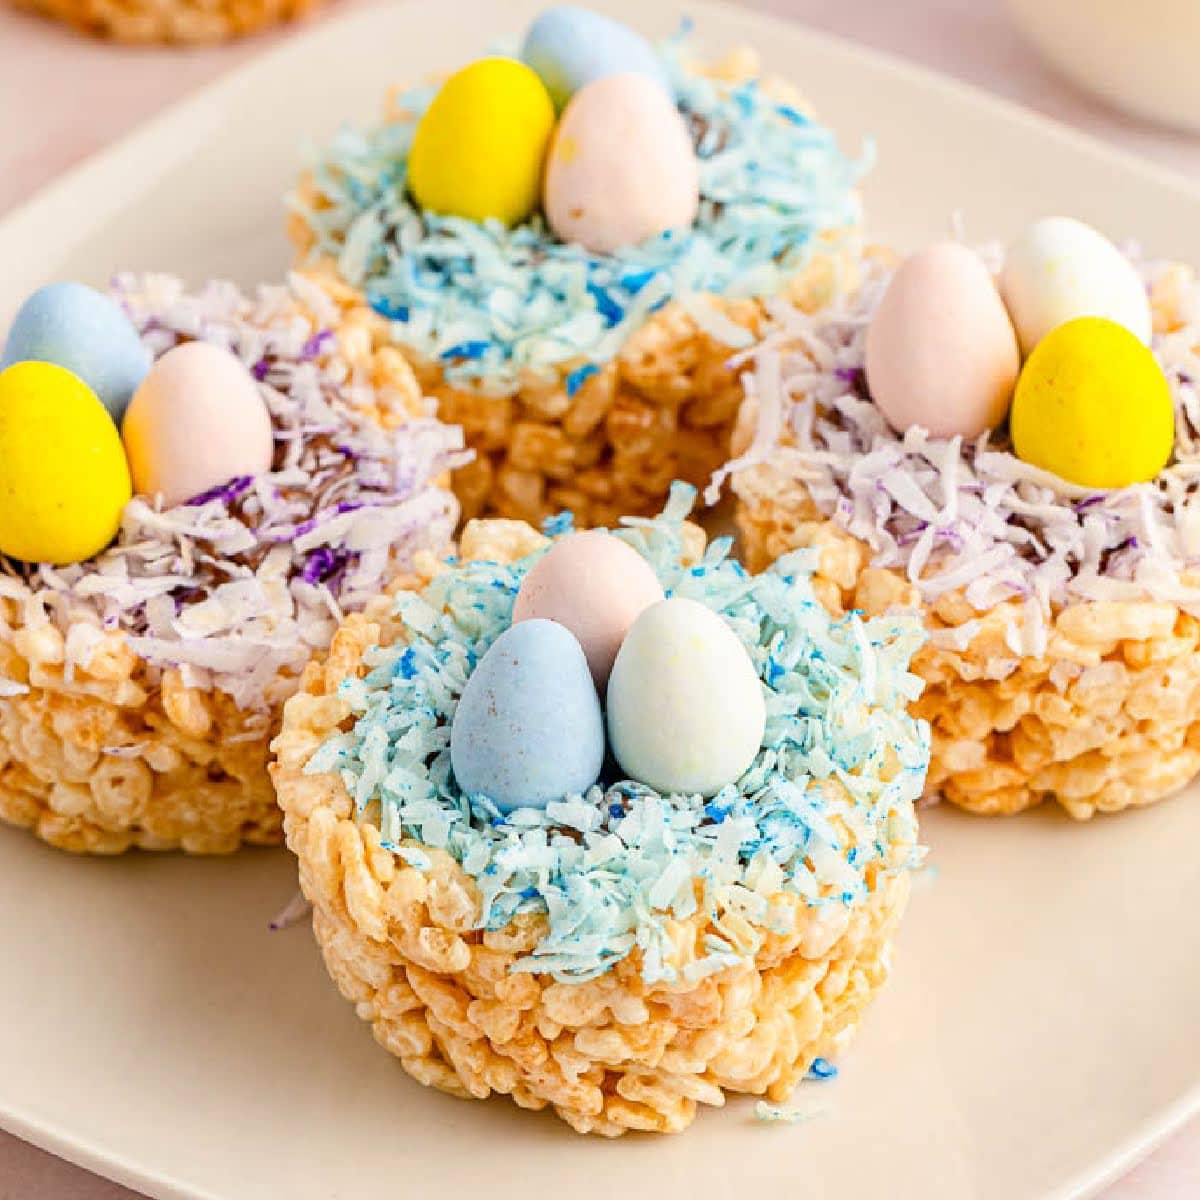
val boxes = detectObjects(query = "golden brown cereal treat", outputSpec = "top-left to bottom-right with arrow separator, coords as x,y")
290,255 -> 849,529
271,499 -> 928,1133
13,0 -> 323,43
735,471 -> 1200,819
0,635 -> 277,853
287,44 -> 863,527
727,255 -> 1200,819
0,274 -> 464,854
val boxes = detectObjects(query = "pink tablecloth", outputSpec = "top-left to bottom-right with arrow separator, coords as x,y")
1,0 -> 1199,1195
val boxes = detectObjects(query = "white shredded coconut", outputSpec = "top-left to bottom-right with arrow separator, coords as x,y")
754,1100 -> 828,1125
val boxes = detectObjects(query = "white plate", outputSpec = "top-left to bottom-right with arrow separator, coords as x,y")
2,3 -> 1200,1197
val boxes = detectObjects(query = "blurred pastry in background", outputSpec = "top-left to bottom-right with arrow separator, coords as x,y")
12,0 -> 325,44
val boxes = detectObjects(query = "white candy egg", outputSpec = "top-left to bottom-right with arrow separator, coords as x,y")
606,596 -> 765,796
999,216 -> 1152,355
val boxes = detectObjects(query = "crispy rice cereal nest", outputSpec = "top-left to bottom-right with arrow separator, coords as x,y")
287,45 -> 863,528
290,252 -> 846,531
0,275 -> 464,854
271,490 -> 928,1134
14,0 -> 322,43
725,251 -> 1200,819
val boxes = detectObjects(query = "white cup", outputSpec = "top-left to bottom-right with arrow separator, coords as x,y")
1007,0 -> 1200,132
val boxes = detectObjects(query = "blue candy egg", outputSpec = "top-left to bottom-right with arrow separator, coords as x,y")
520,6 -> 672,111
1,282 -> 151,423
450,618 -> 605,812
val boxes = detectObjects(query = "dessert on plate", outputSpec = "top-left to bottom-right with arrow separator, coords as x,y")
288,5 -> 866,528
721,218 -> 1200,818
0,274 -> 466,853
15,0 -> 322,44
271,484 -> 930,1135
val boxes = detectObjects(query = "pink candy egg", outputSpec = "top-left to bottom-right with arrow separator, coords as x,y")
122,342 -> 274,508
543,72 -> 699,255
513,529 -> 665,690
865,242 -> 1020,439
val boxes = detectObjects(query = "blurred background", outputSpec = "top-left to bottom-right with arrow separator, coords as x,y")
1,0 -> 1199,1194
3,0 -> 1200,220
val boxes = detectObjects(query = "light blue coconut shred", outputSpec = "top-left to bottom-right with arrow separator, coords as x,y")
306,484 -> 930,984
288,31 -> 870,392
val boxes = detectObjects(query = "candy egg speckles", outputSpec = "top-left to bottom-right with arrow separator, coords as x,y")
512,530 -> 665,689
1000,217 -> 1152,356
865,242 -> 1020,439
543,72 -> 699,255
408,57 -> 556,227
520,6 -> 672,111
450,619 -> 605,812
1,282 -> 151,423
121,342 -> 274,508
607,597 -> 765,797
1010,316 -> 1173,489
0,362 -> 131,565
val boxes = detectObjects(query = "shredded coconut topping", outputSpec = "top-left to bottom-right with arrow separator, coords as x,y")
289,31 -> 867,393
307,484 -> 929,984
0,274 -> 470,709
711,251 -> 1200,640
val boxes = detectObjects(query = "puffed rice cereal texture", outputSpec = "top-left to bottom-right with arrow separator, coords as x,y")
288,49 -> 856,530
734,458 -> 1200,820
13,0 -> 323,42
290,258 -> 848,533
0,303 -> 448,855
270,519 -> 912,1136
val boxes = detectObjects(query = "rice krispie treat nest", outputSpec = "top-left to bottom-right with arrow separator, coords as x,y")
720,251 -> 1200,819
287,36 -> 864,528
0,274 -> 467,854
13,0 -> 323,43
271,485 -> 930,1135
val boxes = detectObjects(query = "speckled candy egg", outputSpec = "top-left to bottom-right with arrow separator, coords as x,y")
520,6 -> 672,111
607,597 -> 765,796
450,619 -> 605,812
121,342 -> 274,508
408,57 -> 556,227
1000,216 -> 1152,356
865,242 -> 1020,439
512,529 -> 665,689
0,361 -> 131,564
543,72 -> 699,255
1010,316 -> 1173,489
1,282 -> 151,423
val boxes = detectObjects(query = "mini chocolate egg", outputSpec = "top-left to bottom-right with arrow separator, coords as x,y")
865,242 -> 1020,439
121,342 -> 274,508
1010,316 -> 1173,489
521,6 -> 672,111
513,529 -> 665,689
1,282 -> 151,423
0,361 -> 131,564
408,57 -> 556,226
1000,216 -> 1152,356
543,72 -> 699,255
606,597 -> 765,796
450,619 -> 605,812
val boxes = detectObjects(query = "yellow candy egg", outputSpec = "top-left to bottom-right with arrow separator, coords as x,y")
1010,316 -> 1173,489
0,361 -> 131,564
408,57 -> 556,226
